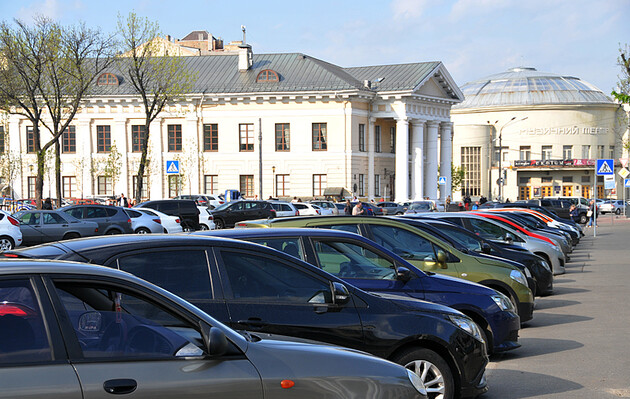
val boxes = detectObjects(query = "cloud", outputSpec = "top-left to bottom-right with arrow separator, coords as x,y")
16,0 -> 62,21
391,0 -> 431,20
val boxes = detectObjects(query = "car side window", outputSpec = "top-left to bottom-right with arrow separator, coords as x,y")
52,281 -> 205,359
468,219 -> 503,240
0,279 -> 52,364
317,224 -> 360,234
158,202 -> 178,214
111,250 -> 212,301
17,212 -> 40,225
231,202 -> 243,211
85,207 -> 107,218
220,250 -> 331,304
247,238 -> 304,259
312,240 -> 396,280
369,225 -> 436,260
43,213 -> 65,224
64,208 -> 84,219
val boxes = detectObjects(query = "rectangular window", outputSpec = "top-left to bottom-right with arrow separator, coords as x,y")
581,185 -> 591,199
313,174 -> 326,196
312,123 -> 327,151
204,175 -> 218,195
275,123 -> 290,151
519,177 -> 531,184
562,145 -> 572,159
610,146 -> 615,158
62,126 -> 76,153
27,126 -> 35,153
597,145 -> 604,158
276,174 -> 290,197
358,174 -> 365,196
541,145 -> 552,160
132,125 -> 146,152
27,176 -> 36,198
541,176 -> 553,183
132,175 -> 148,199
581,175 -> 590,183
358,124 -> 365,152
461,146 -> 481,197
203,124 -> 218,152
390,127 -> 395,153
97,176 -> 112,195
375,126 -> 381,153
518,186 -> 531,201
519,146 -> 531,161
562,176 -> 573,183
240,175 -> 254,197
62,176 -> 77,198
541,186 -> 553,197
374,174 -> 381,197
0,126 -> 4,153
96,125 -> 111,153
239,124 -> 254,152
581,145 -> 590,159
562,186 -> 573,196
168,124 -> 182,152
168,175 -> 180,198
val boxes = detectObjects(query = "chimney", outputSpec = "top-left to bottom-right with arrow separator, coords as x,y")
238,44 -> 253,71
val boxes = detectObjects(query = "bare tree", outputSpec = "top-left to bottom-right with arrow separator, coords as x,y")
612,43 -> 630,106
117,12 -> 194,203
103,144 -> 122,197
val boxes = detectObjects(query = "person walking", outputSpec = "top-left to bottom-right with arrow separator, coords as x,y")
42,198 -> 53,210
117,193 -> 129,208
343,199 -> 353,215
586,199 -> 598,227
352,202 -> 366,216
445,195 -> 451,211
569,204 -> 579,223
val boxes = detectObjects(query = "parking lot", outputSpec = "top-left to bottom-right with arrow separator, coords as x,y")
485,217 -> 630,398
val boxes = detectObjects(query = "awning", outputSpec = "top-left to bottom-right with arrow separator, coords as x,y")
323,187 -> 352,197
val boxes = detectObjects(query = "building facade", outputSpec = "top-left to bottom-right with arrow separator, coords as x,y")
1,46 -> 463,202
451,67 -> 628,202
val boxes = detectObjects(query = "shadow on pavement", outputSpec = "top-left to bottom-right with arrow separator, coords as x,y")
491,338 -> 584,360
524,312 -> 592,328
548,286 -> 590,295
534,298 -> 581,310
484,369 -> 582,398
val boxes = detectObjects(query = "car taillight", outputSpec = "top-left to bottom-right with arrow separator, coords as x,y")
295,211 -> 299,216
0,303 -> 35,317
175,218 -> 181,224
7,216 -> 19,226
316,209 -> 321,215
219,201 -> 224,205
95,228 -> 99,233
208,214 -> 214,220
2,253 -> 18,258
127,219 -> 132,225
153,218 -> 161,224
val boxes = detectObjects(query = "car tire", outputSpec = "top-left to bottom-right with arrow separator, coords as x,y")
392,347 -> 454,399
105,229 -> 121,235
579,214 -> 588,224
135,227 -> 151,234
396,212 -> 404,215
200,224 -> 209,231
0,236 -> 15,252
615,208 -> 621,215
215,219 -> 225,229
62,233 -> 80,240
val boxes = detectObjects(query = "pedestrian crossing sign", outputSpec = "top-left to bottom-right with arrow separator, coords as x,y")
438,176 -> 447,185
625,179 -> 630,188
166,160 -> 179,174
596,159 -> 614,176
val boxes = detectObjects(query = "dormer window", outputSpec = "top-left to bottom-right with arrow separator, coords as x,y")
97,73 -> 119,86
256,69 -> 279,82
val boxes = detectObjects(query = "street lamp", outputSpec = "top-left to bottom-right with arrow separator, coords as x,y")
272,166 -> 276,198
489,116 -> 528,202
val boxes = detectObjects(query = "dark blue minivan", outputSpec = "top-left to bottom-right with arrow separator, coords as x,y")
198,228 -> 521,354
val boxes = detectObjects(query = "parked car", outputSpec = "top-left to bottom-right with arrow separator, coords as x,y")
122,208 -> 163,234
404,201 -> 437,214
0,210 -> 22,251
12,210 -> 99,245
174,194 -> 224,209
134,207 -> 183,234
349,201 -> 384,216
293,202 -> 321,216
136,200 -> 200,231
7,235 -> 489,399
199,228 -> 521,354
599,200 -> 625,215
376,201 -> 410,215
237,216 -> 534,322
197,206 -> 216,230
210,200 -> 276,229
524,198 -> 573,219
268,200 -> 299,217
60,205 -> 133,235
310,200 -> 339,215
0,260 -> 428,399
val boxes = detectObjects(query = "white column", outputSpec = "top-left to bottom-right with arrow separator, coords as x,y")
411,120 -> 425,200
185,116 -> 200,195
367,118 -> 375,200
8,117 -> 24,198
424,121 -> 439,199
395,118 -> 409,202
440,122 -> 453,201
151,118 -> 164,199
113,119 -> 128,197
77,119 -> 93,198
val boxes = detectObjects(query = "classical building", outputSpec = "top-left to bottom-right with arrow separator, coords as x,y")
451,67 -> 628,202
2,44 -> 463,202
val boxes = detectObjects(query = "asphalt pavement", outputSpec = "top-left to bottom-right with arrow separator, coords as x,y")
483,216 -> 630,398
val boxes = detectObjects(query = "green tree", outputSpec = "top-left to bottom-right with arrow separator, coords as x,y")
117,12 -> 194,203
451,164 -> 465,191
612,44 -> 630,105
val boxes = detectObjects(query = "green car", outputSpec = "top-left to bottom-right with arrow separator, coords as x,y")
238,216 -> 534,322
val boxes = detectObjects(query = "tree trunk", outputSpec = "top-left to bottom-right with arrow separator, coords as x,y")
55,139 -> 62,207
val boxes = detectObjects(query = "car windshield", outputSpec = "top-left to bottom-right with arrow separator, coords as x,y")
212,203 -> 232,212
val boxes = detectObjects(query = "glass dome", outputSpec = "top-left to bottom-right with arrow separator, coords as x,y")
454,67 -> 612,109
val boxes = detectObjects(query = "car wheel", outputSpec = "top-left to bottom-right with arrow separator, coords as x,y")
392,347 -> 454,399
0,236 -> 15,252
105,229 -> 121,235
62,233 -> 80,240
396,212 -> 404,215
616,208 -> 621,215
215,219 -> 225,229
135,227 -> 151,234
200,224 -> 209,231
579,214 -> 588,224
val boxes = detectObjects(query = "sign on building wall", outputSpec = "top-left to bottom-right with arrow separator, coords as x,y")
166,160 -> 180,174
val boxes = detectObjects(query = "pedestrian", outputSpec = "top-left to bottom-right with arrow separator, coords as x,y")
343,199 -> 353,215
42,197 -> 53,210
445,195 -> 451,211
479,195 -> 487,205
464,194 -> 471,211
117,193 -> 129,207
291,197 -> 298,203
472,201 -> 479,210
352,202 -> 366,215
569,204 -> 579,223
586,200 -> 598,227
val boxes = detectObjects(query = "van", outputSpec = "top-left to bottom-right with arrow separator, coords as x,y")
544,196 -> 589,223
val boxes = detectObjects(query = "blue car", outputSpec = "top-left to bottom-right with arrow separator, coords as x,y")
196,228 -> 521,354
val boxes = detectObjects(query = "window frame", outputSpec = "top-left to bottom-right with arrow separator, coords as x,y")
167,124 -> 182,152
131,125 -> 147,153
275,123 -> 290,152
62,126 -> 76,154
203,124 -> 218,152
358,124 -> 365,152
239,124 -> 254,152
312,123 -> 327,151
96,125 -> 111,153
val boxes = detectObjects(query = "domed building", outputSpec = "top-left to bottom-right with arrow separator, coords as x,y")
451,67 -> 627,202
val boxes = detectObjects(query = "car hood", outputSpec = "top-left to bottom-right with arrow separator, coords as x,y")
370,291 -> 464,316
424,272 -> 497,295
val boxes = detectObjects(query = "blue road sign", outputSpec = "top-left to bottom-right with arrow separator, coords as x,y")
166,160 -> 179,174
625,178 -> 630,188
596,159 -> 614,176
438,176 -> 447,185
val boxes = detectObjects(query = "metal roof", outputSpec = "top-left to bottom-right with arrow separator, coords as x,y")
345,62 -> 440,91
454,67 -> 613,109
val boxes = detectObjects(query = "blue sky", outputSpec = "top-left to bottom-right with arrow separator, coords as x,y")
2,0 -> 628,94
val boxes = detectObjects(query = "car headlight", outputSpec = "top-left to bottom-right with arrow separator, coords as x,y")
406,369 -> 428,396
522,267 -> 532,278
539,259 -> 551,271
491,292 -> 515,311
447,315 -> 484,342
510,269 -> 528,287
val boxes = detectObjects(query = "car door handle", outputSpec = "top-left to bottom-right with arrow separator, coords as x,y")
62,224 -> 68,227
237,318 -> 268,328
103,379 -> 137,395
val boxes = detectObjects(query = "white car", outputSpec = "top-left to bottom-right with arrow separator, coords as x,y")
293,202 -> 321,216
123,208 -> 163,234
134,207 -> 183,234
310,200 -> 339,215
197,206 -> 216,230
268,201 -> 299,217
174,194 -> 225,209
0,210 -> 23,251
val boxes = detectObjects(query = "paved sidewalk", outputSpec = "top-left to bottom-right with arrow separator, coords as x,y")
483,220 -> 630,398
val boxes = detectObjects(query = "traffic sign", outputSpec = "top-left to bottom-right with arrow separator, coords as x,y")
619,168 -> 630,179
596,159 -> 614,176
604,175 -> 615,190
166,160 -> 180,174
625,178 -> 630,188
438,176 -> 447,185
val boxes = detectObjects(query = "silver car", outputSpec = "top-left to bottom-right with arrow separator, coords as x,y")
123,208 -> 163,234
13,210 -> 99,245
134,207 -> 183,234
0,261 -> 427,399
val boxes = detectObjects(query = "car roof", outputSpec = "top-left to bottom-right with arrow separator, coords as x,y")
193,227 -> 363,240
0,258 -> 143,280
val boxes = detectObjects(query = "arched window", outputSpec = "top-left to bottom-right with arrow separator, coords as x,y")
97,73 -> 119,86
256,69 -> 279,82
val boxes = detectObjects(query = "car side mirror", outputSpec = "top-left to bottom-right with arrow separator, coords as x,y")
436,250 -> 448,269
481,242 -> 492,254
200,322 -> 228,357
396,266 -> 412,282
332,282 -> 350,305
504,233 -> 514,244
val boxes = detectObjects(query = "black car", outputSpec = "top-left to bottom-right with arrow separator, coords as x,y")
210,200 -> 276,229
7,235 -> 489,399
136,200 -> 200,231
60,205 -> 133,235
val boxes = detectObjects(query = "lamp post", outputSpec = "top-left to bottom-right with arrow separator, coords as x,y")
272,166 -> 276,198
489,116 -> 528,202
